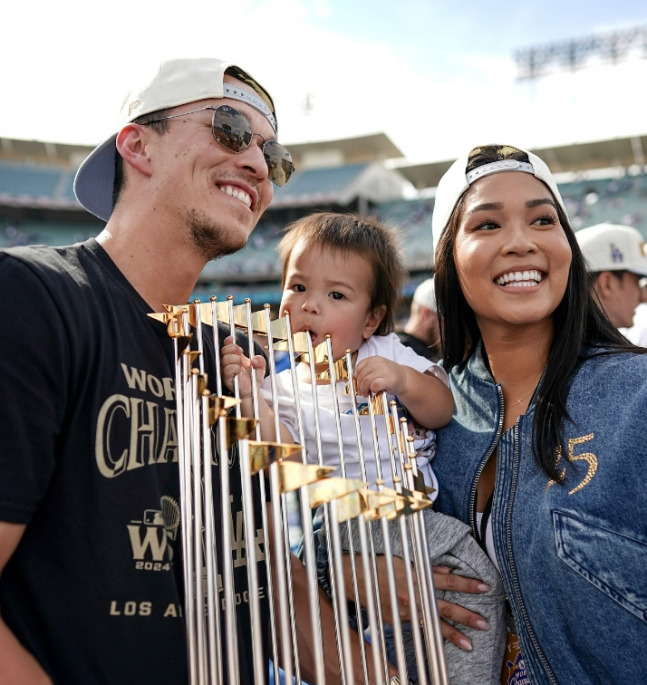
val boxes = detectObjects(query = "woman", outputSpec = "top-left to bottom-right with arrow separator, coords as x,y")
432,144 -> 647,684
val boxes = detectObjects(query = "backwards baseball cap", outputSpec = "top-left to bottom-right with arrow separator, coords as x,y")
412,277 -> 437,312
74,57 -> 277,222
431,145 -> 568,252
576,222 -> 647,277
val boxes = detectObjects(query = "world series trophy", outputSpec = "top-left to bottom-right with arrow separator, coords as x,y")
150,297 -> 449,685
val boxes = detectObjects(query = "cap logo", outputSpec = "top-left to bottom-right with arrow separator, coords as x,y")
128,100 -> 141,117
609,243 -> 625,264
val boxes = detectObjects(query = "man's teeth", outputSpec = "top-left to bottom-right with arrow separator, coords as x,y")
220,185 -> 251,208
496,270 -> 542,286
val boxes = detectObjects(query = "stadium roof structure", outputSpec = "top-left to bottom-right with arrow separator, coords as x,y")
394,134 -> 647,190
270,161 -> 409,208
2,133 -> 646,215
0,131 -> 405,169
0,137 -> 90,167
287,132 -> 405,168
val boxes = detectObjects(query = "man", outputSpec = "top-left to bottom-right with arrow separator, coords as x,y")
0,58 -> 488,684
0,57 -> 298,684
576,222 -> 647,328
398,277 -> 442,361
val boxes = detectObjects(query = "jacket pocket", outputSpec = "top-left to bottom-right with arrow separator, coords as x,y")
553,509 -> 647,624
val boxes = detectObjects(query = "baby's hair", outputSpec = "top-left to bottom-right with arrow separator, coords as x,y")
277,212 -> 404,335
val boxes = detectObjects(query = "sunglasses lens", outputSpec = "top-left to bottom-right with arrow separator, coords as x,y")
211,105 -> 295,186
211,105 -> 252,153
263,141 -> 295,187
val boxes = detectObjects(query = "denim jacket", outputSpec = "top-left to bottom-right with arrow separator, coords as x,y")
432,344 -> 647,684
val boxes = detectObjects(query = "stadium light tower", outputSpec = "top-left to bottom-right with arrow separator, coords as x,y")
514,25 -> 647,81
302,93 -> 316,116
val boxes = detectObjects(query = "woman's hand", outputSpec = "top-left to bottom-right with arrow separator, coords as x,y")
432,565 -> 492,651
345,553 -> 492,652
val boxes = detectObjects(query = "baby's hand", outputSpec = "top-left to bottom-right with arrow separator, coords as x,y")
220,336 -> 266,398
353,355 -> 407,397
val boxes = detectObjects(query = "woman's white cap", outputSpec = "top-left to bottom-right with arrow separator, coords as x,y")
431,145 -> 568,251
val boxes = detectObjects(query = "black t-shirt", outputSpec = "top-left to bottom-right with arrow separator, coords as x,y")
0,240 -> 268,684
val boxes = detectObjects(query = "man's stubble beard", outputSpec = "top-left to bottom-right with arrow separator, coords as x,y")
187,209 -> 250,261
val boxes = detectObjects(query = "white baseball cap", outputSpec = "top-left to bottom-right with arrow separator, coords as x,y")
576,222 -> 647,277
73,57 -> 276,222
412,277 -> 437,312
431,145 -> 568,252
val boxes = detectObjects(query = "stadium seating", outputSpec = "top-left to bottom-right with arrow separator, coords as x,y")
2,154 -> 647,306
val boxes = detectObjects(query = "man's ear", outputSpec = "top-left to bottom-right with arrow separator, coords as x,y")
595,271 -> 616,297
362,304 -> 387,339
116,124 -> 154,178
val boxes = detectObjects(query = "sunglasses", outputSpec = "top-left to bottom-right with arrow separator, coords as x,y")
146,104 -> 295,186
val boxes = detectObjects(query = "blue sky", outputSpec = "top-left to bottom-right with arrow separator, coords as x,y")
2,0 -> 646,163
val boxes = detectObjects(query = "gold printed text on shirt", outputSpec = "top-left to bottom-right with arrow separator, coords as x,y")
546,433 -> 598,494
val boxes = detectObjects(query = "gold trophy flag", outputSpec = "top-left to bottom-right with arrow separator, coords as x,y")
276,460 -> 335,493
206,395 -> 240,424
307,476 -> 367,508
335,488 -> 373,522
316,357 -> 349,382
272,330 -> 312,355
247,441 -> 303,475
223,416 -> 258,446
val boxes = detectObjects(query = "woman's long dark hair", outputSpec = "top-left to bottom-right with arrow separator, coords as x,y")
435,144 -> 646,479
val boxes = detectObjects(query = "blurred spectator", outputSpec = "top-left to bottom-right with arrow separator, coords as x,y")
576,222 -> 647,328
397,277 -> 442,361
621,279 -> 647,346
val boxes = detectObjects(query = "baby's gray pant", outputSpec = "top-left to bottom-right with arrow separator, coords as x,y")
338,509 -> 506,685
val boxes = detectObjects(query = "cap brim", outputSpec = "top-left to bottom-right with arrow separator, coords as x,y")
629,267 -> 647,278
73,133 -> 118,222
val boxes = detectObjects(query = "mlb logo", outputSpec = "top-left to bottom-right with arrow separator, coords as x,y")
609,242 -> 625,264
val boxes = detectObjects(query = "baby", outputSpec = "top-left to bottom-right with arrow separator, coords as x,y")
221,212 -> 505,683
221,212 -> 452,491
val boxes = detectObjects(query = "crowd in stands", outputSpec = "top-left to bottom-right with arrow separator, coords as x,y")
560,172 -> 647,231
195,171 -> 647,285
0,223 -> 98,249
2,164 -> 647,305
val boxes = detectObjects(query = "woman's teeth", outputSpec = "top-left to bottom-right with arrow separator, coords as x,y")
496,270 -> 542,286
